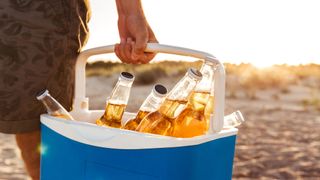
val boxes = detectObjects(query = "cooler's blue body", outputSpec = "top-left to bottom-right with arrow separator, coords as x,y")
40,124 -> 237,180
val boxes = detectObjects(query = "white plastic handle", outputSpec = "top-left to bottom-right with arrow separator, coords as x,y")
72,43 -> 225,133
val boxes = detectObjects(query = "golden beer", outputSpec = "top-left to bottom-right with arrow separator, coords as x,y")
96,103 -> 126,128
173,91 -> 210,138
136,99 -> 188,136
96,72 -> 134,128
123,110 -> 150,130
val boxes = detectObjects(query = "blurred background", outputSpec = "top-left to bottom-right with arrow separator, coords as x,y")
0,0 -> 319,179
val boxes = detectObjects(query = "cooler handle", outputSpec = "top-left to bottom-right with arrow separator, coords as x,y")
72,43 -> 225,133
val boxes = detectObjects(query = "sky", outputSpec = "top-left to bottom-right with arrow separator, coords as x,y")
85,0 -> 320,67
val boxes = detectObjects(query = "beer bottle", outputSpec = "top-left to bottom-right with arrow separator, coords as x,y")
173,60 -> 216,138
223,110 -> 245,129
123,84 -> 167,130
96,72 -> 135,128
36,89 -> 74,120
136,68 -> 202,136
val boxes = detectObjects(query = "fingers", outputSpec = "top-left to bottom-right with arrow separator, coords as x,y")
115,38 -> 137,64
115,38 -> 129,64
115,36 -> 158,64
125,38 -> 136,63
131,36 -> 158,64
137,33 -> 158,64
124,38 -> 132,59
132,33 -> 148,61
139,52 -> 156,64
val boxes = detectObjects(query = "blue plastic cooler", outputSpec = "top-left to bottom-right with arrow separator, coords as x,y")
40,43 -> 238,180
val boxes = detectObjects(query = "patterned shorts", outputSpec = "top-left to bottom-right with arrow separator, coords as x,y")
0,0 -> 90,133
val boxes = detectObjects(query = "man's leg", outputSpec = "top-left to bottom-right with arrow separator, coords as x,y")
15,130 -> 41,180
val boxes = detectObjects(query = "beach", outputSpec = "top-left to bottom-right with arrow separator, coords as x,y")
1,63 -> 319,179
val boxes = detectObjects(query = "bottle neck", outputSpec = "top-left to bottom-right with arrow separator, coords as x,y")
139,90 -> 164,112
194,62 -> 216,93
40,95 -> 60,114
224,111 -> 245,127
109,78 -> 134,104
167,74 -> 199,101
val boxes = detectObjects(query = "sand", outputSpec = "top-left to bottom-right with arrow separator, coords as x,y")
0,75 -> 319,179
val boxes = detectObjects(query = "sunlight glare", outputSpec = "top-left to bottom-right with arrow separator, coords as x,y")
86,0 -> 320,66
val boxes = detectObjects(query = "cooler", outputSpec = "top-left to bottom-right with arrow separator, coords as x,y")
40,43 -> 238,180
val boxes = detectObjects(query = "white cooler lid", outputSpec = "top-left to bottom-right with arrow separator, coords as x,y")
40,111 -> 237,150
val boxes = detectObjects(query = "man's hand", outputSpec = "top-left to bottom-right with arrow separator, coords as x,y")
115,0 -> 157,64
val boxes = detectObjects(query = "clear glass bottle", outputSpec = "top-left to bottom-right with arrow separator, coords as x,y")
173,60 -> 216,138
136,68 -> 202,136
36,89 -> 74,120
96,72 -> 135,128
123,84 -> 168,130
223,110 -> 245,129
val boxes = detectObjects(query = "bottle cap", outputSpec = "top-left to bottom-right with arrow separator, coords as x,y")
153,84 -> 168,97
187,68 -> 202,80
120,72 -> 134,81
36,89 -> 49,100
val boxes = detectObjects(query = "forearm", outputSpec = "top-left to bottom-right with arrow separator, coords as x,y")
116,0 -> 145,17
114,0 -> 157,64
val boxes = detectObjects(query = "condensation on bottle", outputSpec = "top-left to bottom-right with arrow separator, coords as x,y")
123,84 -> 167,130
136,68 -> 202,136
173,60 -> 217,138
36,89 -> 74,120
96,72 -> 134,128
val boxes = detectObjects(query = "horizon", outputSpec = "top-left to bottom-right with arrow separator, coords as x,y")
87,56 -> 320,68
84,0 -> 320,67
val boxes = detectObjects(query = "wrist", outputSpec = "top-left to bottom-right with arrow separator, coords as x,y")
116,0 -> 144,16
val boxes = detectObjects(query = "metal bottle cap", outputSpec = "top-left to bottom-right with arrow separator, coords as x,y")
187,68 -> 202,80
153,84 -> 168,97
36,89 -> 49,100
120,72 -> 135,81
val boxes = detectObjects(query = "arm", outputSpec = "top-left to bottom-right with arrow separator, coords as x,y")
115,0 -> 158,64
